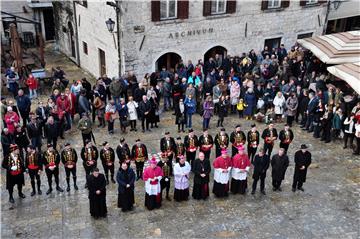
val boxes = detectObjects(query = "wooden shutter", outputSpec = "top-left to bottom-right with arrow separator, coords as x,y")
178,0 -> 189,19
299,0 -> 307,6
261,0 -> 268,10
226,0 -> 236,14
203,0 -> 212,16
151,0 -> 160,22
281,0 -> 290,8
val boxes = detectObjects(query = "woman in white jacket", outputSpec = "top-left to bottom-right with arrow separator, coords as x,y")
273,91 -> 286,122
126,96 -> 138,131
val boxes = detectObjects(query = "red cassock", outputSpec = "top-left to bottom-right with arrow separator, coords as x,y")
232,154 -> 251,170
213,156 -> 233,170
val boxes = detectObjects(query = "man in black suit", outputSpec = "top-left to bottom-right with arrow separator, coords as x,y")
251,148 -> 270,195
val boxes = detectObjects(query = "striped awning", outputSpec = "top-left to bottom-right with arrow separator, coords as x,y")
327,62 -> 360,94
297,31 -> 360,64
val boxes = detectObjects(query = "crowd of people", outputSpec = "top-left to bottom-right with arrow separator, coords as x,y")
2,42 -> 360,218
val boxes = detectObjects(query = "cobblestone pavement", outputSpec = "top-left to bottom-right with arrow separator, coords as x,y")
1,48 -> 360,239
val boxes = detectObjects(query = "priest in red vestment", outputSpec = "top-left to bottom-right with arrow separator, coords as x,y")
231,145 -> 251,194
143,156 -> 163,210
212,149 -> 232,197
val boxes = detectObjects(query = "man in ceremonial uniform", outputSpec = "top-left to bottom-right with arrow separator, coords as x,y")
251,148 -> 270,195
116,137 -> 131,166
61,142 -> 78,192
247,124 -> 260,163
261,122 -> 278,156
230,125 -> 246,157
213,149 -> 232,198
42,144 -> 64,195
100,141 -> 116,184
214,128 -> 229,158
271,148 -> 289,191
174,137 -> 185,163
143,157 -> 163,210
157,153 -> 172,201
131,139 -> 148,180
25,145 -> 42,196
184,129 -> 198,168
279,124 -> 294,154
2,144 -> 26,203
292,144 -> 312,192
81,140 -> 98,188
160,131 -> 176,175
231,145 -> 251,195
198,129 -> 213,161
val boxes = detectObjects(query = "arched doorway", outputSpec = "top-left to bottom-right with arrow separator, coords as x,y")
67,22 -> 76,58
155,52 -> 182,72
204,46 -> 227,62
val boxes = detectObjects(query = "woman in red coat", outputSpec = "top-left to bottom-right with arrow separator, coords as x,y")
26,74 -> 38,99
65,88 -> 77,119
4,107 -> 20,134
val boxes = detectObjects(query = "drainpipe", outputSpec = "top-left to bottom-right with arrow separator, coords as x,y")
73,1 -> 80,66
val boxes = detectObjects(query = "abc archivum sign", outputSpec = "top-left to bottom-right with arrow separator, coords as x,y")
168,28 -> 214,39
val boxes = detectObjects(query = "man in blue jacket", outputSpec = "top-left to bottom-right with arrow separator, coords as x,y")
16,90 -> 31,127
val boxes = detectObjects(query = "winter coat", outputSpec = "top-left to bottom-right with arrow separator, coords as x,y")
126,101 -> 138,121
109,80 -> 123,97
26,76 -> 38,90
286,96 -> 298,116
271,154 -> 289,181
244,92 -> 256,116
4,112 -> 20,134
202,101 -> 214,119
230,83 -> 240,105
184,98 -> 196,115
273,95 -> 286,115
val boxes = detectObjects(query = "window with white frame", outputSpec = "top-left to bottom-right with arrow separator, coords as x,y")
268,0 -> 281,8
160,0 -> 177,20
306,0 -> 318,4
211,0 -> 226,14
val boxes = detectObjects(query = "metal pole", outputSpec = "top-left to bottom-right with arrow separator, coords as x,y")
116,0 -> 121,77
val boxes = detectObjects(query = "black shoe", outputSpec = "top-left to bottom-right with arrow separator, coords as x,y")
111,178 -> 116,184
134,128 -> 137,132
292,187 -> 296,192
325,140 -> 331,143
251,190 -> 255,195
166,196 -> 172,201
66,186 -> 70,192
260,190 -> 266,195
278,187 -> 282,192
46,189 -> 52,195
38,189 -> 42,195
272,188 -> 277,191
56,186 -> 64,192
19,193 -> 26,199
9,197 -> 15,203
155,125 -> 158,128
31,191 -> 36,197
130,128 -> 134,131
343,146 -> 347,149
147,129 -> 152,132
74,184 -> 79,190
297,187 -> 304,191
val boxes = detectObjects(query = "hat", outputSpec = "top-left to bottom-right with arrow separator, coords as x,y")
149,157 -> 157,165
85,139 -> 91,144
92,168 -> 100,173
120,137 -> 125,143
251,124 -> 256,128
203,128 -> 208,132
235,124 -> 241,128
221,149 -> 228,155
102,141 -> 108,146
10,144 -> 18,151
300,144 -> 308,149
176,137 -> 182,140
220,128 -> 226,131
64,142 -> 71,147
165,132 -> 170,135
188,129 -> 194,133
135,139 -> 141,142
284,123 -> 289,127
47,143 -> 53,148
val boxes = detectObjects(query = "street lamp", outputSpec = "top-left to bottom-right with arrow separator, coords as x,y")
106,1 -> 121,78
105,18 -> 115,33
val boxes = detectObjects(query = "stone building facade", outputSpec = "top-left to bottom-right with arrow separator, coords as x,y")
55,0 -> 328,79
